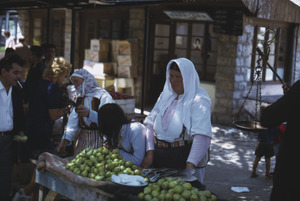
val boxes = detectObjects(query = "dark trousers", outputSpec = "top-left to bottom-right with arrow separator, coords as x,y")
0,134 -> 13,200
154,144 -> 192,169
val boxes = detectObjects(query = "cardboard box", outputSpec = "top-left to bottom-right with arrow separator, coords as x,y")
117,55 -> 132,66
85,49 -> 108,62
83,60 -> 114,76
118,66 -> 131,78
111,40 -> 131,54
90,39 -> 110,52
96,78 -> 114,88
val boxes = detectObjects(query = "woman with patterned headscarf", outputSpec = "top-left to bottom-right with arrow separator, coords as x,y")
57,69 -> 114,155
142,58 -> 212,187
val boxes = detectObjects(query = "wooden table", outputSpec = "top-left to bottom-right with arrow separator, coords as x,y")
35,170 -> 113,201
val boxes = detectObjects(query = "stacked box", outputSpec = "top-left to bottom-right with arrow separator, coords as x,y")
85,49 -> 108,62
90,39 -> 110,52
111,40 -> 133,78
83,60 -> 116,76
127,38 -> 139,77
85,39 -> 110,62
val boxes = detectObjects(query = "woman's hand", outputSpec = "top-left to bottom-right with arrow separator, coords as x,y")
75,105 -> 90,117
186,162 -> 196,170
141,150 -> 154,168
57,139 -> 70,153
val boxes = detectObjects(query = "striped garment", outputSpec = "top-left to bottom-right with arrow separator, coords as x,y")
73,129 -> 103,155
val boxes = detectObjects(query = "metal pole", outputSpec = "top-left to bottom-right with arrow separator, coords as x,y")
46,8 -> 50,43
141,6 -> 149,114
256,47 -> 285,85
5,11 -> 9,30
70,9 -> 76,74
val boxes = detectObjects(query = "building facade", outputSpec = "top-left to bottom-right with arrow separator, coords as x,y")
15,0 -> 300,125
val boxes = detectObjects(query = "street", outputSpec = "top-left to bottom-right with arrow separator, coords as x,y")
205,125 -> 275,201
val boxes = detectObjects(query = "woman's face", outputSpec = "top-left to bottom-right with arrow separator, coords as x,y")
71,76 -> 84,89
169,69 -> 184,95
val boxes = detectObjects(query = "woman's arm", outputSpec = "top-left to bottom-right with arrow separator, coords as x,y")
260,81 -> 300,127
186,134 -> 211,169
141,125 -> 155,168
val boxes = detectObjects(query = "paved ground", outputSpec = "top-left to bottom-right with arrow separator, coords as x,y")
205,124 -> 275,201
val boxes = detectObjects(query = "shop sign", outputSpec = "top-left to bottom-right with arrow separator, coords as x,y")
213,8 -> 243,36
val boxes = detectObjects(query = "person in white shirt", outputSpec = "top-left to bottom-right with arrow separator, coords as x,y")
97,103 -> 147,166
4,30 -> 15,49
142,58 -> 212,187
57,69 -> 114,155
0,54 -> 25,201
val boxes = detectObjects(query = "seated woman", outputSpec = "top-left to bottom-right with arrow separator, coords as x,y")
57,69 -> 114,155
142,58 -> 212,185
97,103 -> 147,166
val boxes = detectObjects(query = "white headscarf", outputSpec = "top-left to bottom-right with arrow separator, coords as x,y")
70,68 -> 105,98
145,58 -> 211,133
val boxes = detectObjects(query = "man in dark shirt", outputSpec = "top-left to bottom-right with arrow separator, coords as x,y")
260,80 -> 300,201
24,45 -> 46,89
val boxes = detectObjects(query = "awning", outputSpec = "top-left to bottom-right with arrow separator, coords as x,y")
0,0 -> 178,10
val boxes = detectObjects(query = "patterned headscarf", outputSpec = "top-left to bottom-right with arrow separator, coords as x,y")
70,68 -> 105,98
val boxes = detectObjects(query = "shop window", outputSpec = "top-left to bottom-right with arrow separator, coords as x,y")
50,17 -> 65,57
151,22 -> 217,82
153,24 -> 170,75
250,26 -> 287,83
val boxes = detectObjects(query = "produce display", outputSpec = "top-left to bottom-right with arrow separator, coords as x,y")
65,147 -> 145,181
138,177 -> 217,201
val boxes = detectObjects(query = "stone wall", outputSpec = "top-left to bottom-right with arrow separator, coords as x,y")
212,22 -> 254,125
128,8 -> 145,106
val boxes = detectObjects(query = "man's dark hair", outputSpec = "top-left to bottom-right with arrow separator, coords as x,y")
30,45 -> 43,58
4,30 -> 10,37
0,54 -> 25,74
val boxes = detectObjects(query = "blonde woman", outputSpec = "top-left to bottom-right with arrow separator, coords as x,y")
24,57 -> 72,157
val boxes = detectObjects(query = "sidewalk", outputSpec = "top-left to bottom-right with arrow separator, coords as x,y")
205,124 -> 275,201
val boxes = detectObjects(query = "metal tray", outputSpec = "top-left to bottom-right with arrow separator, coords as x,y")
233,120 -> 267,132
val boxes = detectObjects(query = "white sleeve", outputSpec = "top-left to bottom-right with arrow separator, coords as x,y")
62,108 -> 79,144
190,96 -> 212,138
88,91 -> 115,123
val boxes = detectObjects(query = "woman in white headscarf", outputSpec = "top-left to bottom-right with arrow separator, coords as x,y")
57,69 -> 114,155
142,58 -> 212,185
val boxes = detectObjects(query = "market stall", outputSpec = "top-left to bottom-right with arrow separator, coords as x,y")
34,149 -> 217,201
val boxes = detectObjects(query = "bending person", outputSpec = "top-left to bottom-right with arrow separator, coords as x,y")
97,103 -> 147,166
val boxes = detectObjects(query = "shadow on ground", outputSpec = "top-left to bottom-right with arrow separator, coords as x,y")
205,125 -> 275,201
